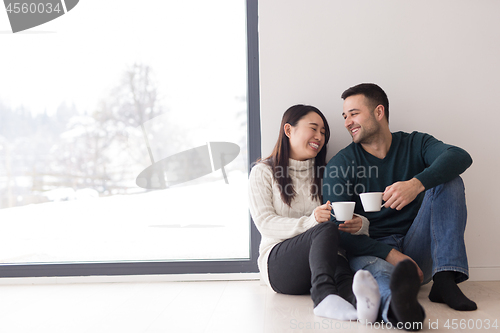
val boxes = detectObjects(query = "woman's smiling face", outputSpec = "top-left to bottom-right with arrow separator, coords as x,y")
285,111 -> 326,161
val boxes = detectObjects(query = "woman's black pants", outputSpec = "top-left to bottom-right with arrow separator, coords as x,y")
267,222 -> 355,307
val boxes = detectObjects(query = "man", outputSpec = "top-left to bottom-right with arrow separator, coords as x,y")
323,83 -> 476,330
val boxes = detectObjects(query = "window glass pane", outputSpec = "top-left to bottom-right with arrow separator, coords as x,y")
0,0 -> 250,264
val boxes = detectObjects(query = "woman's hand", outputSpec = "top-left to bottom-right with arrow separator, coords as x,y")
338,216 -> 362,234
314,201 -> 332,223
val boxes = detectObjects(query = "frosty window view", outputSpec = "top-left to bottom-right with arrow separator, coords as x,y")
0,1 -> 250,264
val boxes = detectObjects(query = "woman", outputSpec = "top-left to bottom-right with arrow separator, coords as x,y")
248,104 -> 380,322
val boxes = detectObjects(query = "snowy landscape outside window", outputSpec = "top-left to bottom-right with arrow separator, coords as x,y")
0,0 -> 252,266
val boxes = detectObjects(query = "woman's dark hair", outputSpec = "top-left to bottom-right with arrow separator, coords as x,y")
258,104 -> 330,207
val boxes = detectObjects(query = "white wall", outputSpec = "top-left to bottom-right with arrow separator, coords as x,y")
258,0 -> 500,280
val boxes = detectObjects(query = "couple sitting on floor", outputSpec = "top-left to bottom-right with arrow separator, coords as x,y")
248,83 -> 476,331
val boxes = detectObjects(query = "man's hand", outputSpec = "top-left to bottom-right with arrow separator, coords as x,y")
383,178 -> 425,211
386,248 -> 424,282
338,215 -> 362,234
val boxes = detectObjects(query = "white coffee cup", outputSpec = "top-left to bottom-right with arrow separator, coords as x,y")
360,192 -> 384,212
331,202 -> 355,221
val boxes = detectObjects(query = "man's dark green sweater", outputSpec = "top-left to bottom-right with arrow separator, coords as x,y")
323,131 -> 472,259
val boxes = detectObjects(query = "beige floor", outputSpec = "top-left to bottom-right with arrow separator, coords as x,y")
0,279 -> 499,333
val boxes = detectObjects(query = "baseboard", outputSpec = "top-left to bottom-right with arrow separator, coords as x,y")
0,272 -> 261,285
469,266 -> 500,281
1,267 -> 498,285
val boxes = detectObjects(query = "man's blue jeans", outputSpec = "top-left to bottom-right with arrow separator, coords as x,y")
348,177 -> 469,323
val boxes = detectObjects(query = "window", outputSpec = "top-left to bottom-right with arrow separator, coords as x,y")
0,0 -> 260,277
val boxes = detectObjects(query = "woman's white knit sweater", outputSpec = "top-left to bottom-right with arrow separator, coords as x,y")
248,158 -> 369,288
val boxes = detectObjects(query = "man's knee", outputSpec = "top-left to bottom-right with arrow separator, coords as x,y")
434,176 -> 465,196
422,176 -> 467,211
349,256 -> 394,279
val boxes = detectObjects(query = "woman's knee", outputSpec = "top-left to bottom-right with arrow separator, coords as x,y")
312,222 -> 339,242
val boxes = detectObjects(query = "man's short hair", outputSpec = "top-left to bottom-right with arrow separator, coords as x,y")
341,83 -> 389,122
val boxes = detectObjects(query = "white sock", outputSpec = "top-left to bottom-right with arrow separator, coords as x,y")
352,270 -> 381,324
313,294 -> 357,321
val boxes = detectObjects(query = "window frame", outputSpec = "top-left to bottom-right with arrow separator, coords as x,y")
0,0 -> 261,278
